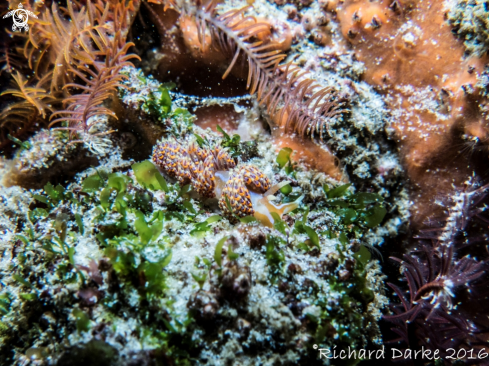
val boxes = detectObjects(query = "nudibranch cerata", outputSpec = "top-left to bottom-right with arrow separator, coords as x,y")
152,140 -> 302,227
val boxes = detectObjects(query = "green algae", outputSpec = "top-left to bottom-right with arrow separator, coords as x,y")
0,140 -> 390,364
144,85 -> 172,119
0,57 -> 400,364
132,160 -> 169,192
276,147 -> 296,176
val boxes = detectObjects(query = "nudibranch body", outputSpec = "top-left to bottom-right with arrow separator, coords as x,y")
152,141 -> 301,227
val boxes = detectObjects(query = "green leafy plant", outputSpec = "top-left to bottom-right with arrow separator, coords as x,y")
82,173 -> 105,193
239,215 -> 257,223
132,160 -> 169,192
100,172 -> 134,213
0,294 -> 11,315
139,254 -> 172,296
190,215 -> 222,238
265,235 -> 285,282
276,147 -> 295,176
134,210 -> 163,245
322,184 -> 387,232
227,244 -> 239,261
105,240 -> 172,298
13,274 -> 34,289
33,182 -> 74,208
75,213 -> 84,235
353,245 -> 372,267
270,212 -> 288,235
144,85 -> 172,119
293,209 -> 321,252
105,247 -> 136,277
214,236 -> 228,269
191,271 -> 207,289
7,134 -> 32,150
192,256 -> 213,289
193,133 -> 208,148
73,308 -> 90,332
217,125 -> 241,158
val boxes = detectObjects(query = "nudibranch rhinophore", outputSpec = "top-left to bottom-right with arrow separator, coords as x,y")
152,140 -> 302,227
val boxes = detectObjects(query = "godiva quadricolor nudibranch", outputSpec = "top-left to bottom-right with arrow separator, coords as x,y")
152,140 -> 302,227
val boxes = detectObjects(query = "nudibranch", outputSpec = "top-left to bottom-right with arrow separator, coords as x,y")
152,140 -> 302,227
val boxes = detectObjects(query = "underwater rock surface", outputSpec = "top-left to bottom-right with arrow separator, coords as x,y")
0,96 -> 393,364
0,0 -> 487,364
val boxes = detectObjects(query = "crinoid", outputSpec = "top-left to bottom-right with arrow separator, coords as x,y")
23,0 -> 138,92
0,41 -> 25,76
0,102 -> 41,151
48,29 -> 140,142
43,2 -> 140,142
385,245 -> 488,358
385,180 -> 489,359
0,0 -> 140,148
161,0 -> 348,140
23,1 -> 102,92
0,71 -> 55,151
1,71 -> 55,118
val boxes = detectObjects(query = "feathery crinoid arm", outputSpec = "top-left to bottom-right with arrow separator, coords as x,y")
266,64 -> 348,140
0,102 -> 37,127
0,71 -> 54,118
24,1 -> 113,92
48,66 -> 120,139
193,0 -> 348,140
0,42 -> 26,75
48,30 -> 140,141
0,101 -> 41,150
195,2 -> 284,83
